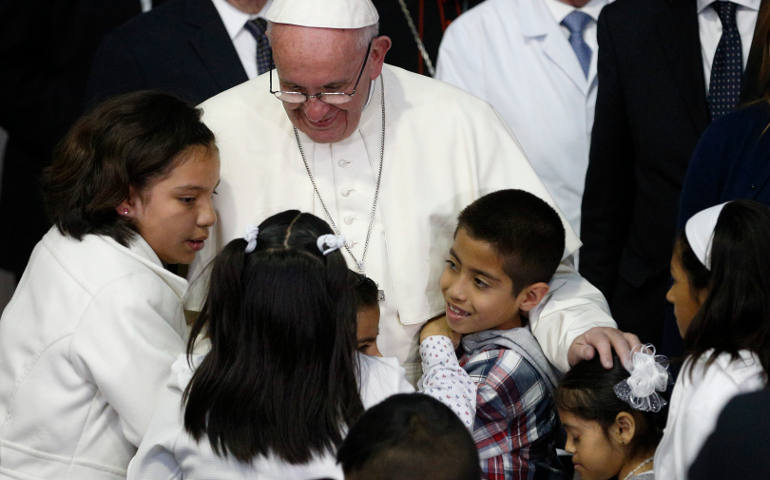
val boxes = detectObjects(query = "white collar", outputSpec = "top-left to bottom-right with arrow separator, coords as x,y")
544,0 -> 609,24
210,0 -> 272,40
697,0 -> 760,14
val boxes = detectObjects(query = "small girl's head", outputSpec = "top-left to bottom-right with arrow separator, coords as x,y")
669,200 -> 770,378
555,350 -> 668,480
185,210 -> 363,464
349,270 -> 382,356
42,90 -> 219,264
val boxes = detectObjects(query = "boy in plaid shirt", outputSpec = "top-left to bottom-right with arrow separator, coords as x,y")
421,189 -> 566,479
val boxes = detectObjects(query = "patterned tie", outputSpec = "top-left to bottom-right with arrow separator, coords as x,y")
708,1 -> 742,119
244,17 -> 273,76
561,10 -> 592,78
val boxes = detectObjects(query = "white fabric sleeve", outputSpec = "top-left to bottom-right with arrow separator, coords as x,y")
416,335 -> 476,430
70,275 -> 186,447
528,259 -> 617,373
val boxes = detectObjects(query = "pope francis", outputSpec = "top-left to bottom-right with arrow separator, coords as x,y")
188,0 -> 627,381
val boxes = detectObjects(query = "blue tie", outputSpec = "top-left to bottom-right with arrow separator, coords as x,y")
244,18 -> 273,75
708,1 -> 742,119
562,11 -> 592,78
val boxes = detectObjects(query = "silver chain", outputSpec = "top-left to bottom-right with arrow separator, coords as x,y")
397,0 -> 436,76
293,76 -> 385,274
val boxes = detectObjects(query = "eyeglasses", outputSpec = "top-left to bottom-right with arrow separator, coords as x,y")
269,41 -> 372,105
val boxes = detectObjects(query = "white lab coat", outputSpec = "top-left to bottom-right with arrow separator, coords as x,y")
189,64 -> 614,374
0,228 -> 188,480
654,350 -> 765,479
127,352 -> 414,480
436,0 -> 610,236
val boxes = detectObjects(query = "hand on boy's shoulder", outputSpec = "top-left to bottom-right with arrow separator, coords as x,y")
567,327 -> 641,370
419,315 -> 462,349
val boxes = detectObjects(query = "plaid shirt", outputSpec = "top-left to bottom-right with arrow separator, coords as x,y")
460,332 -> 561,480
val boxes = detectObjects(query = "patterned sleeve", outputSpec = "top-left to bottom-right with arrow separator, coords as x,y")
416,335 -> 476,429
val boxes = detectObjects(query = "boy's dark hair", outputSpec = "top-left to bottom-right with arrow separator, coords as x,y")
457,189 -> 565,294
681,199 -> 770,381
184,210 -> 363,464
337,393 -> 481,480
349,270 -> 379,309
42,90 -> 215,246
555,355 -> 665,459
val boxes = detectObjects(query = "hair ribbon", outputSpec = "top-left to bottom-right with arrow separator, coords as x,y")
244,225 -> 259,253
317,234 -> 345,255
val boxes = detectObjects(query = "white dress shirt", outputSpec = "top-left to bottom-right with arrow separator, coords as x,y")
211,0 -> 272,79
697,0 -> 760,92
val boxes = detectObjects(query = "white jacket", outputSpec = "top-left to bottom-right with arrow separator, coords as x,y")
0,228 -> 189,480
654,350 -> 765,479
437,0 -> 610,236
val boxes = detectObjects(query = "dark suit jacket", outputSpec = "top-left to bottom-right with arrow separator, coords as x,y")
688,388 -> 770,478
0,1 -> 141,278
86,0 -> 248,107
579,0 -> 763,343
679,101 -> 770,225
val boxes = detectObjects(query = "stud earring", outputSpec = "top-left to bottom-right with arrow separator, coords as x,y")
122,208 -> 129,215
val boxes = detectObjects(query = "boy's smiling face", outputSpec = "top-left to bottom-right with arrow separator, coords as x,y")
439,227 -> 524,334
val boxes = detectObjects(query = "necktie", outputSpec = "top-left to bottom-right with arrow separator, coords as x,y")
708,1 -> 742,119
244,17 -> 273,76
562,10 -> 592,78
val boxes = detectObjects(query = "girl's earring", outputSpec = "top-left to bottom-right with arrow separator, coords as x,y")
122,208 -> 129,215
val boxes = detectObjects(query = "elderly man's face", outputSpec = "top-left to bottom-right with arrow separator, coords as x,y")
270,25 -> 390,144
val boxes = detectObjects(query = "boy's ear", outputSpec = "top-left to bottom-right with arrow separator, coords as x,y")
517,282 -> 550,312
611,411 -> 636,447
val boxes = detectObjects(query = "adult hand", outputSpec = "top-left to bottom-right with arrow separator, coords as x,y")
567,327 -> 641,369
419,315 -> 461,349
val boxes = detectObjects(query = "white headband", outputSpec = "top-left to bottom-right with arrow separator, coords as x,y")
684,202 -> 729,270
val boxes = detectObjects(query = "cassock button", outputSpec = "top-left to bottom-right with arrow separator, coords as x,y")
344,216 -> 355,225
338,159 -> 351,168
341,188 -> 355,197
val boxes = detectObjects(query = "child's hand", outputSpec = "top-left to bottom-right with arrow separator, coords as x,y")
420,315 -> 461,349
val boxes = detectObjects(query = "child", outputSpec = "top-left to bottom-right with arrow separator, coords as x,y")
655,199 -> 770,478
350,270 -> 382,356
421,188 -> 567,479
128,210 -> 472,479
337,393 -> 481,480
0,91 -> 219,478
556,349 -> 670,480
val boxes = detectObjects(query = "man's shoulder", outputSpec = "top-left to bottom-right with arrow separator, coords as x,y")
108,0 -> 191,38
384,64 -> 498,117
199,74 -> 276,123
601,0 -> 669,22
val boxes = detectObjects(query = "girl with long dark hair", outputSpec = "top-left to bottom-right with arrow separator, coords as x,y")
655,200 -> 770,478
128,210 -> 469,479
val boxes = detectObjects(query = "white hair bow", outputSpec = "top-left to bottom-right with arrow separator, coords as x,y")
685,201 -> 729,270
244,225 -> 259,253
317,234 -> 345,255
613,344 -> 670,413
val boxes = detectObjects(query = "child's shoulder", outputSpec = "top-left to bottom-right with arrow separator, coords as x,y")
461,328 -> 557,392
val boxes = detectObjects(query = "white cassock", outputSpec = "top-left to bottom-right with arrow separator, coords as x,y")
436,0 -> 610,237
187,64 -> 615,379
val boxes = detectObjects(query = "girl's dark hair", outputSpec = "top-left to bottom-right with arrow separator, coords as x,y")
555,356 -> 665,459
183,210 -> 364,464
42,90 -> 215,245
682,200 -> 770,380
349,270 -> 379,309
